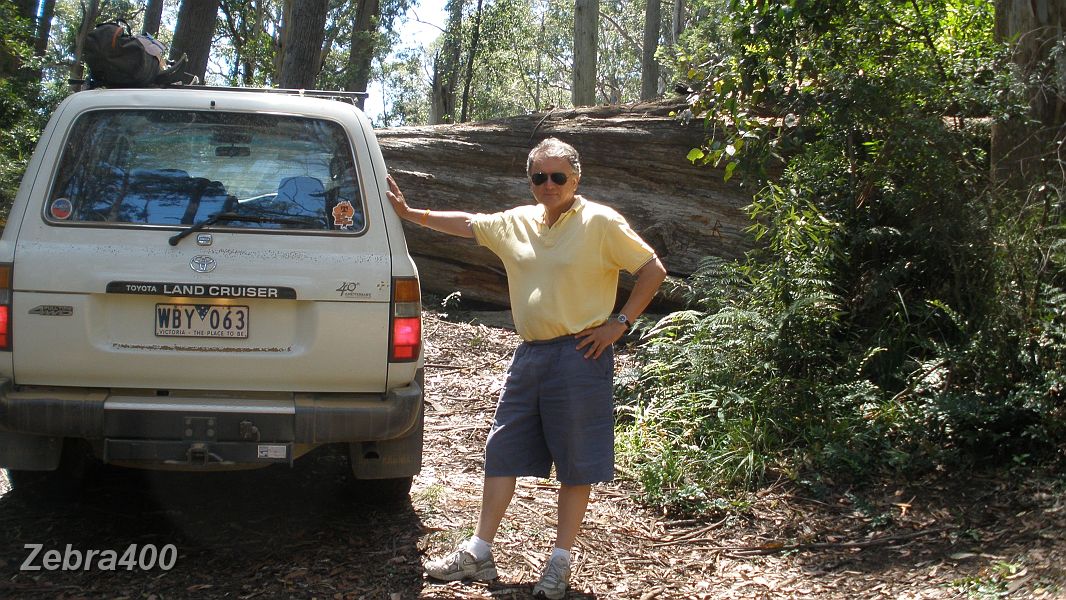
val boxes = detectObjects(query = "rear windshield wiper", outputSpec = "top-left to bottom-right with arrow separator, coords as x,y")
168,212 -> 315,246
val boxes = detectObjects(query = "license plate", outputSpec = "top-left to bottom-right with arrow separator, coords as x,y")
155,304 -> 249,338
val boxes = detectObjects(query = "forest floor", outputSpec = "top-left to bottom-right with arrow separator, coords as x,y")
414,312 -> 1066,600
0,310 -> 1063,599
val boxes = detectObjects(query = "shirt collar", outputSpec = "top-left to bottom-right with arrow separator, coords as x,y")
536,195 -> 586,226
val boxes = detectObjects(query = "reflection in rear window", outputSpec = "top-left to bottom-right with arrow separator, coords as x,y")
47,110 -> 365,233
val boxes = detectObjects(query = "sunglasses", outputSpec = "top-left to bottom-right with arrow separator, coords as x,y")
530,172 -> 569,186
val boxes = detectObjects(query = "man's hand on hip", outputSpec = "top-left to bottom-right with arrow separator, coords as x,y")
575,322 -> 627,359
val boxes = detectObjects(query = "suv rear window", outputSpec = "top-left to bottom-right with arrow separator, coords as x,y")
46,110 -> 365,233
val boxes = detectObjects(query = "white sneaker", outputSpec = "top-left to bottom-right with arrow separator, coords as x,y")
532,553 -> 571,599
424,547 -> 498,582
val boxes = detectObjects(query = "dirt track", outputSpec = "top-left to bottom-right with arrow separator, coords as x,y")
1,312 -> 1064,599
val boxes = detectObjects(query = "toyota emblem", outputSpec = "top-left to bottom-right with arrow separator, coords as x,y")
190,255 -> 217,273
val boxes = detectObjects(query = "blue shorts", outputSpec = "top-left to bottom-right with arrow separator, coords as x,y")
484,336 -> 615,485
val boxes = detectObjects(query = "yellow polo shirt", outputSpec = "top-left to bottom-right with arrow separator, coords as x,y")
471,196 -> 656,341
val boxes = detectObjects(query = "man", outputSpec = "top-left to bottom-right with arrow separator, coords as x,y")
386,137 -> 666,599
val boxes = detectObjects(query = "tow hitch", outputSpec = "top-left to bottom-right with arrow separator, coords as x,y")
183,442 -> 227,465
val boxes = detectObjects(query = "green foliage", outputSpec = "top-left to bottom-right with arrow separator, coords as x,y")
618,0 -> 1066,514
372,49 -> 431,126
373,0 -> 679,123
0,3 -> 42,218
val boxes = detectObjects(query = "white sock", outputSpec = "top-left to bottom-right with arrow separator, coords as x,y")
465,536 -> 492,561
550,547 -> 571,564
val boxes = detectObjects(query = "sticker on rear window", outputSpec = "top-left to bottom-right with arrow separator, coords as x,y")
50,198 -> 73,220
332,200 -> 356,229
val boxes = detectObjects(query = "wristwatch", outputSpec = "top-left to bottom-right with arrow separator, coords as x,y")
615,313 -> 631,329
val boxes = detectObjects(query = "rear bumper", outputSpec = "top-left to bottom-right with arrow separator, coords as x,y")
0,375 -> 422,467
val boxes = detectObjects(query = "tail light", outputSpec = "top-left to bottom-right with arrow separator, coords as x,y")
389,276 -> 421,362
0,264 -> 11,351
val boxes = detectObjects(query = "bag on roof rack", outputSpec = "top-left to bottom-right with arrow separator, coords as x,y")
83,20 -> 189,88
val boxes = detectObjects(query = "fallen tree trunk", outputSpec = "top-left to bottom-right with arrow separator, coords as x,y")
377,100 -> 754,309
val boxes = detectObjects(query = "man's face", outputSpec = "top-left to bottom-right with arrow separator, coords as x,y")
529,156 -> 579,213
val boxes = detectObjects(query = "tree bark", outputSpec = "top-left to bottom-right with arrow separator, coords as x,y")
34,0 -> 56,57
640,0 -> 661,100
459,0 -> 483,122
346,0 -> 381,108
670,0 -> 686,46
142,0 -> 164,35
573,0 -> 599,106
991,0 -> 1066,190
378,100 -> 753,308
171,0 -> 220,84
431,0 -> 464,124
278,0 -> 329,89
69,0 -> 101,87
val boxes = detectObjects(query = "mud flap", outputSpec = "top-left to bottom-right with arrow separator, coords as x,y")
0,431 -> 63,470
349,402 -> 424,479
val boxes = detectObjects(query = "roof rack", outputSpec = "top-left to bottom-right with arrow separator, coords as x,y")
173,85 -> 368,100
67,81 -> 368,102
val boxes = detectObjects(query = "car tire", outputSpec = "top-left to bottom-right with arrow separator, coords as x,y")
351,476 -> 413,506
7,438 -> 91,501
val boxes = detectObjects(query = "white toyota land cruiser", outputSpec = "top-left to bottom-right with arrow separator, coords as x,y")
0,87 -> 423,501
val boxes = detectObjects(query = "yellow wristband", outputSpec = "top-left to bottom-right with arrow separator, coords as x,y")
422,209 -> 430,225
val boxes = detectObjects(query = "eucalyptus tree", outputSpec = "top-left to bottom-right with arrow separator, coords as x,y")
669,0 -> 684,45
67,0 -> 101,85
458,0 -> 485,121
375,49 -> 431,126
454,0 -> 573,118
171,0 -> 220,84
573,0 -> 598,105
380,0 -> 674,122
278,0 -> 329,88
640,0 -> 660,99
992,0 -> 1065,191
431,0 -> 466,123
219,0 -> 277,86
344,0 -> 411,105
142,0 -> 163,35
33,0 -> 57,59
347,0 -> 382,101
597,0 -> 646,103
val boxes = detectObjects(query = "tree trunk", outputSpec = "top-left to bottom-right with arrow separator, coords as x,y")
245,1 -> 266,86
670,0 -> 685,46
224,0 -> 268,86
378,100 -> 753,308
34,0 -> 56,57
69,0 -> 101,87
272,0 -> 289,83
142,0 -> 164,35
573,0 -> 598,106
346,0 -> 381,108
459,0 -> 484,122
278,0 -> 328,88
991,0 -> 1066,190
431,0 -> 464,124
312,22 -> 338,83
171,0 -> 220,84
640,0 -> 661,101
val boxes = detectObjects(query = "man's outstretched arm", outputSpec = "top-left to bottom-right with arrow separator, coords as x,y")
386,175 -> 476,239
